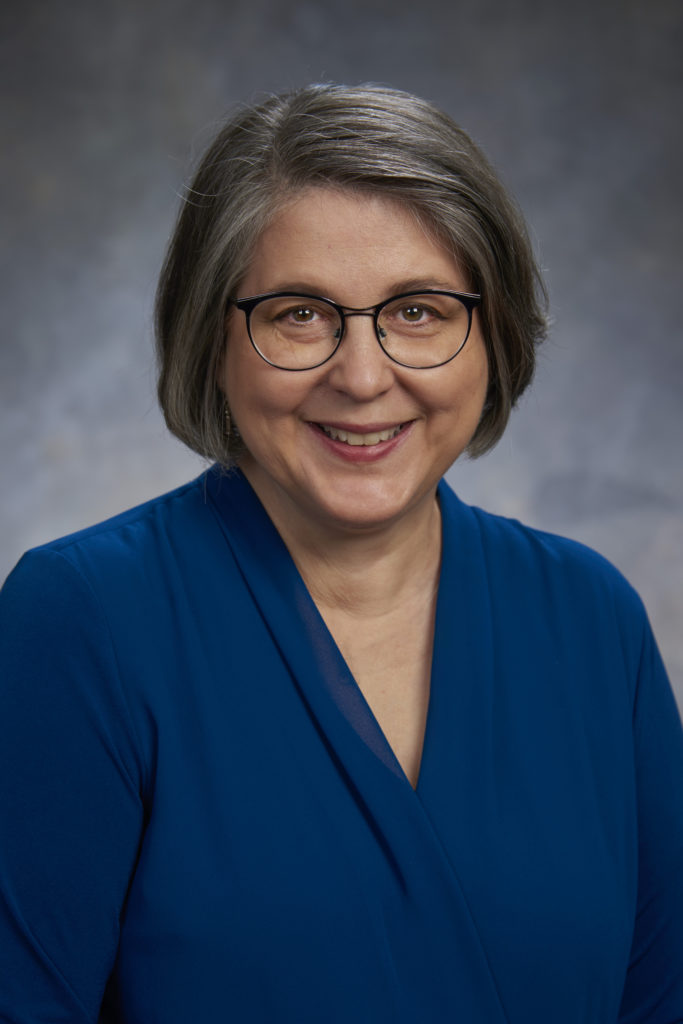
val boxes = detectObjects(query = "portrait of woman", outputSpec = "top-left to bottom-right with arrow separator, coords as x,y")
1,83 -> 682,1023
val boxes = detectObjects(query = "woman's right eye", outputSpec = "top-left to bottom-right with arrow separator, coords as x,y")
272,303 -> 335,329
270,304 -> 318,323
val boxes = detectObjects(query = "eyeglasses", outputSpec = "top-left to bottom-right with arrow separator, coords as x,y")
230,289 -> 481,371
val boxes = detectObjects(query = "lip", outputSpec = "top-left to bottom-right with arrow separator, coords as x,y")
313,421 -> 409,434
308,419 -> 414,463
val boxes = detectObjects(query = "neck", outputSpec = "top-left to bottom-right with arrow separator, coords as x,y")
240,465 -> 443,619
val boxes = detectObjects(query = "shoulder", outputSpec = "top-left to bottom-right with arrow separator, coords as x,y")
3,472 -> 214,597
0,472 -> 236,664
34,471 -> 209,557
438,479 -> 648,648
474,502 -> 633,587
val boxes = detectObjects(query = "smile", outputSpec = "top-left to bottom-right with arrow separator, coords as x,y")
317,423 -> 406,446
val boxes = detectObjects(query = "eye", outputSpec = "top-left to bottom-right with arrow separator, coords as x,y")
400,303 -> 430,323
293,306 -> 316,323
258,297 -> 341,344
271,301 -> 335,327
392,301 -> 443,327
277,305 -> 318,324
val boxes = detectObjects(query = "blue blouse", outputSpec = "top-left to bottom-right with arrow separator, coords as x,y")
1,467 -> 682,1023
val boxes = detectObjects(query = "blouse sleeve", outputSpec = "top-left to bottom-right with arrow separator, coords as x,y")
618,615 -> 683,1023
0,549 -> 145,1023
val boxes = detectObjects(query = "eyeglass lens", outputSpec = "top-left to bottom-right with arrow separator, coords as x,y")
246,293 -> 473,370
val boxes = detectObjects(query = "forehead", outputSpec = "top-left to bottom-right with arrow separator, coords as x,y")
241,187 -> 466,302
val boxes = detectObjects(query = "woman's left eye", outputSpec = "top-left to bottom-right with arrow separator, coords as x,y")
290,307 -> 316,322
401,304 -> 427,322
395,303 -> 440,325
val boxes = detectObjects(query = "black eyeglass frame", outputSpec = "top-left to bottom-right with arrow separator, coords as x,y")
230,289 -> 482,371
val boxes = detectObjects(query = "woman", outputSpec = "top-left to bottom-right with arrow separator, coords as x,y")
1,84 -> 681,1023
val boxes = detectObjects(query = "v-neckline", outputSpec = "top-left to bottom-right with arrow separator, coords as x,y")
204,467 -> 510,1023
204,466 -> 491,800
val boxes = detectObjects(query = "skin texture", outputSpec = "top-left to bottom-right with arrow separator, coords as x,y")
221,188 -> 490,787
222,187 -> 489,552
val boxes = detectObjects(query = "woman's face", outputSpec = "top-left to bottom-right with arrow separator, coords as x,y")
221,187 -> 489,537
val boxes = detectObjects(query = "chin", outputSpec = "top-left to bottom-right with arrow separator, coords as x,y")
308,481 -> 434,534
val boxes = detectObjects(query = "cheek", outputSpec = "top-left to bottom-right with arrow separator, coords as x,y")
460,338 -> 490,406
222,330 -> 263,411
431,352 -> 489,420
222,347 -> 312,441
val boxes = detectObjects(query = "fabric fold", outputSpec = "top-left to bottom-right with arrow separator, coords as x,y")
206,467 -> 511,1022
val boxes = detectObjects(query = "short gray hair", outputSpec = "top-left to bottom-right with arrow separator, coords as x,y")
155,83 -> 548,463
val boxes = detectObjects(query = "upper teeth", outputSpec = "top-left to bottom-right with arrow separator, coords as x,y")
320,424 -> 403,446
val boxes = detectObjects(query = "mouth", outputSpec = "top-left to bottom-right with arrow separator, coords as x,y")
316,422 -> 408,447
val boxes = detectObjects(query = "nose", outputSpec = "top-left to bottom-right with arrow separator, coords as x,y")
325,313 -> 395,400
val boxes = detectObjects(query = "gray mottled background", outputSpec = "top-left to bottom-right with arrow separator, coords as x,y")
2,0 -> 682,702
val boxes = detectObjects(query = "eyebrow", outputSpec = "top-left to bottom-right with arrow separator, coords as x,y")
244,278 -> 466,301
